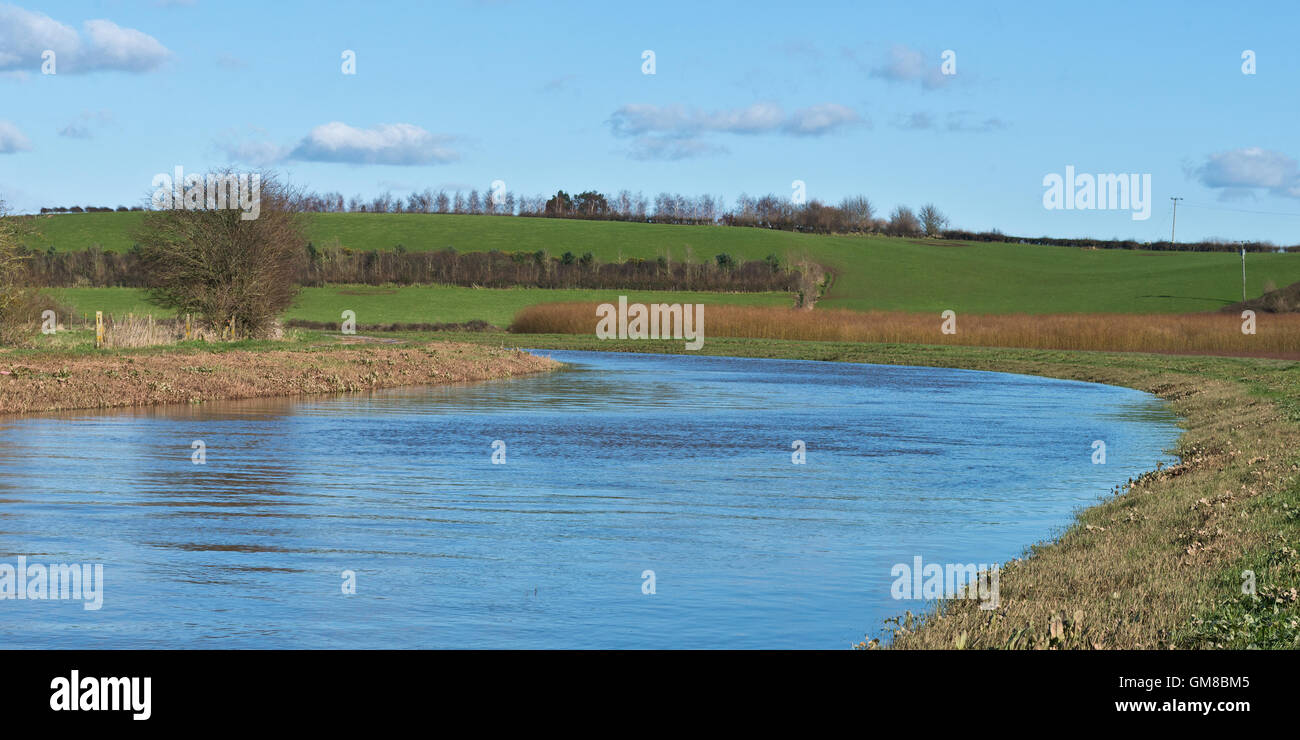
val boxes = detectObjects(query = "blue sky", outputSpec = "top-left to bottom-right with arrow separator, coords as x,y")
2,0 -> 1299,243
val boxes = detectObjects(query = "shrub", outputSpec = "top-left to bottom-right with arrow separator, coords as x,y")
0,200 -> 38,345
133,171 -> 307,337
885,206 -> 922,237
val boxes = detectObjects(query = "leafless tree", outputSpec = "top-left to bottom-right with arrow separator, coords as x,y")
918,203 -> 949,236
839,195 -> 874,232
133,171 -> 308,337
885,205 -> 922,237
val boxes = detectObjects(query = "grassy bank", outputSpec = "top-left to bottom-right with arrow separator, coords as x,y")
29,211 -> 1300,313
433,332 -> 1300,649
0,335 -> 558,415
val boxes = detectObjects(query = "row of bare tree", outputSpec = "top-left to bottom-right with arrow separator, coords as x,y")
288,187 -> 950,236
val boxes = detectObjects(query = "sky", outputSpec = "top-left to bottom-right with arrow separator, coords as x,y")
2,0 -> 1299,244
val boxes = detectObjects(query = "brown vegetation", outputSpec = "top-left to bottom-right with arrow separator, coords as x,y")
510,303 -> 1300,358
0,341 -> 557,415
1226,280 -> 1300,314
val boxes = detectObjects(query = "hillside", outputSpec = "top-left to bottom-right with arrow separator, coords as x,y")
1226,281 -> 1300,314
24,211 -> 1300,314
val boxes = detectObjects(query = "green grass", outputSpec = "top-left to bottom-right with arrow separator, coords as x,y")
28,211 -> 1300,314
52,287 -> 169,320
51,285 -> 790,328
25,211 -> 145,253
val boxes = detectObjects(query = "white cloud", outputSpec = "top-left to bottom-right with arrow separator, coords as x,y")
0,120 -> 32,153
81,19 -> 170,71
870,44 -> 949,89
607,102 -> 861,159
1194,148 -> 1300,199
0,4 -> 171,74
217,130 -> 291,167
609,103 -> 784,136
218,123 -> 460,167
289,122 -> 459,166
611,101 -> 857,136
782,103 -> 862,136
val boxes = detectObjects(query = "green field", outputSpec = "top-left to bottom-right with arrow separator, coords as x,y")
28,211 -> 1300,314
52,285 -> 790,327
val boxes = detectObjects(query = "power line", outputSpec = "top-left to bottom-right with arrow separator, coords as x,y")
1179,201 -> 1300,218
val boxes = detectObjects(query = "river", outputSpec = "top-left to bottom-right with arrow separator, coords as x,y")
0,350 -> 1181,648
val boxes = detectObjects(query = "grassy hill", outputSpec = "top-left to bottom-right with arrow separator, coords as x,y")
26,211 -> 1300,314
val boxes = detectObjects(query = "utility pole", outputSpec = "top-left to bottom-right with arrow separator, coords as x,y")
1170,197 -> 1183,243
1240,242 -> 1247,302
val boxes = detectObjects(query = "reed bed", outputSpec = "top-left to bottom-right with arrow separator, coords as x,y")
94,314 -> 267,348
100,315 -> 189,348
510,303 -> 1300,357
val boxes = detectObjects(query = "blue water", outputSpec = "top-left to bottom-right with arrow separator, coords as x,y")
0,350 -> 1181,648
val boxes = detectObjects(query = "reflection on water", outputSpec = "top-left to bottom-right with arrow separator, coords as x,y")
0,350 -> 1181,648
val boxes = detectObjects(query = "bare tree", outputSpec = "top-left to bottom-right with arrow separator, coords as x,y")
885,205 -> 922,237
133,171 -> 307,337
918,203 -> 949,236
839,195 -> 874,232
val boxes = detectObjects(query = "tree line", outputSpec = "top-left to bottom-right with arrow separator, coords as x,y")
943,229 -> 1289,253
291,187 -> 952,237
37,185 -> 1294,251
40,205 -> 144,213
14,243 -> 806,293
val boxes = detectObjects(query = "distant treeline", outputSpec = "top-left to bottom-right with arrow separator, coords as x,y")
39,205 -> 144,213
38,189 -> 1296,251
944,229 -> 1290,253
16,244 -> 804,292
37,189 -> 921,236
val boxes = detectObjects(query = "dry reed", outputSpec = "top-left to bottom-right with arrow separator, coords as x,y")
510,303 -> 1300,358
